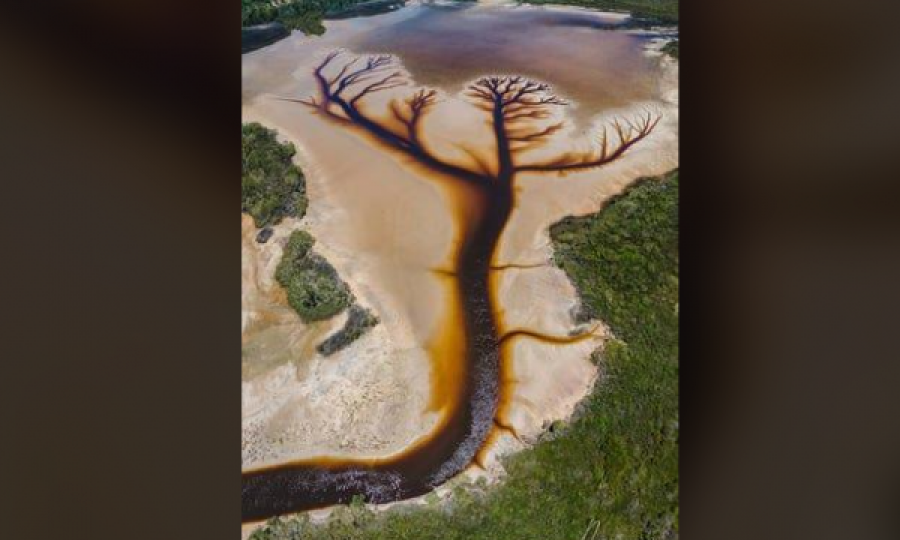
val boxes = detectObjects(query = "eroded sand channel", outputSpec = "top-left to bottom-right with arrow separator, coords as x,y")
242,0 -> 678,518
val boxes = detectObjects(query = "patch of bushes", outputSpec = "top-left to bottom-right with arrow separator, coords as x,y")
317,305 -> 379,356
251,169 -> 679,540
242,0 -> 389,36
242,122 -> 308,228
524,0 -> 678,24
274,2 -> 327,35
242,22 -> 291,54
275,231 -> 352,323
661,39 -> 679,59
327,0 -> 408,20
551,170 -> 679,349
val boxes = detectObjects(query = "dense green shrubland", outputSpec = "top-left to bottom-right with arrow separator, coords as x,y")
243,122 -> 377,340
275,231 -> 352,323
242,123 -> 307,228
251,170 -> 679,540
525,0 -> 678,23
275,231 -> 380,343
241,0 -> 393,35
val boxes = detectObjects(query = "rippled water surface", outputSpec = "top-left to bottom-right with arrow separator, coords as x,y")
348,3 -> 658,116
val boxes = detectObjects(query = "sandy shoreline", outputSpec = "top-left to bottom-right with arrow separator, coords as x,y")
242,2 -> 677,530
241,100 -> 452,469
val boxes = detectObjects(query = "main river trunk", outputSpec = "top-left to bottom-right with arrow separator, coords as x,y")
242,182 -> 513,522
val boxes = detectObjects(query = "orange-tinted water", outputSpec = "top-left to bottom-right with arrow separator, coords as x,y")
242,2 -> 665,522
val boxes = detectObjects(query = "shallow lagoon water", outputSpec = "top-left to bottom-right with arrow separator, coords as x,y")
242,0 -> 675,522
349,2 -> 658,119
243,2 -> 660,120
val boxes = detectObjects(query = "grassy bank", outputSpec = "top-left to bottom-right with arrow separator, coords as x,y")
251,169 -> 679,540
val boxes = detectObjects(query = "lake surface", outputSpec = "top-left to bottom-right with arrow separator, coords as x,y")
348,3 -> 658,120
243,1 -> 662,121
242,0 -> 676,522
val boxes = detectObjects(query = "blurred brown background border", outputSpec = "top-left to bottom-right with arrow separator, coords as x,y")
2,0 -> 900,538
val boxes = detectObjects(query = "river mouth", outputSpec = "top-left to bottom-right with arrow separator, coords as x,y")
242,0 -> 678,523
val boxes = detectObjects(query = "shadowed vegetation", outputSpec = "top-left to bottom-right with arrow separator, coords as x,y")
317,305 -> 379,356
242,22 -> 290,54
251,169 -> 679,540
524,0 -> 678,24
275,231 -> 352,323
662,39 -> 679,59
242,122 -> 308,228
242,0 -> 404,37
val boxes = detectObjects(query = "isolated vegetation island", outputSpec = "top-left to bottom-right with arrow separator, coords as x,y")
241,122 -> 308,229
275,230 -> 352,323
251,169 -> 679,540
242,122 -> 378,346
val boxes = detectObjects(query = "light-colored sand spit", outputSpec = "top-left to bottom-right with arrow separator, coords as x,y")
241,1 -> 678,518
240,98 -> 453,468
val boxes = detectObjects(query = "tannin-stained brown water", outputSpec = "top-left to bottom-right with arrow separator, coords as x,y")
243,169 -> 507,522
242,1 -> 671,523
348,3 -> 658,121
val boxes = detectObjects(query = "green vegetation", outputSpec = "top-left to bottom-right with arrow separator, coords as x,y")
241,0 -> 388,36
242,123 -> 308,228
276,231 -> 352,323
242,0 -> 675,51
242,0 -> 322,35
242,22 -> 291,54
317,305 -> 379,356
275,231 -> 379,342
661,39 -> 679,59
251,169 -> 679,540
524,0 -> 678,24
243,121 -> 376,342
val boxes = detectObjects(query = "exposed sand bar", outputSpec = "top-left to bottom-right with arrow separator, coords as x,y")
241,92 -> 457,468
242,0 -> 678,489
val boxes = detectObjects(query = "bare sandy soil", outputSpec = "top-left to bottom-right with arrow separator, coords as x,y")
240,109 -> 449,468
241,1 -> 678,520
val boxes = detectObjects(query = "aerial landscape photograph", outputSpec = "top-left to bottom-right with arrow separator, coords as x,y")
9,2 -> 900,540
241,0 -> 679,538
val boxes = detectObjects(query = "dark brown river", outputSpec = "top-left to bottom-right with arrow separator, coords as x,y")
242,0 -> 670,522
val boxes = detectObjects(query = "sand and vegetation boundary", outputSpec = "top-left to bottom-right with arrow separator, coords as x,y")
250,169 -> 679,540
241,1 -> 678,535
242,122 -> 377,362
242,0 -> 679,54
